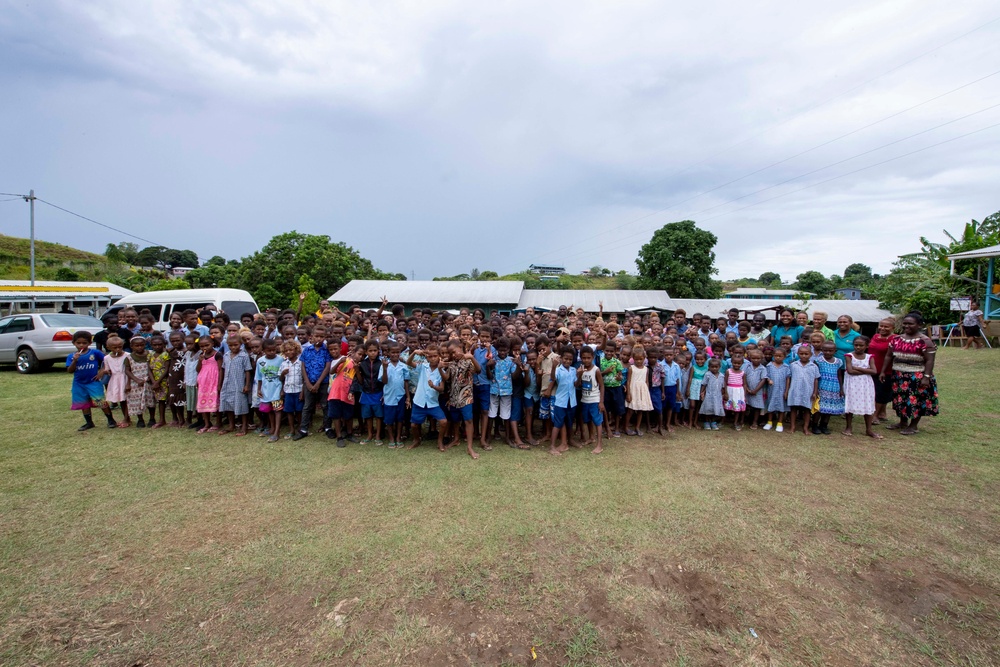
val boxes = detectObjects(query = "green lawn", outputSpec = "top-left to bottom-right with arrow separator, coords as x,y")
0,349 -> 997,666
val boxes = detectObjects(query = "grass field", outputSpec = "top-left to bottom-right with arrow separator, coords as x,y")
0,349 -> 997,666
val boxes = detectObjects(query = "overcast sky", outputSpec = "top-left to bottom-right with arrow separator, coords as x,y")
1,1 -> 998,283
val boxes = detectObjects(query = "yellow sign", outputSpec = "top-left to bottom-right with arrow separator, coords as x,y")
1,286 -> 110,293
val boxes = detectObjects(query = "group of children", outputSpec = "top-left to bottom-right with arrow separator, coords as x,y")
67,301 -> 896,457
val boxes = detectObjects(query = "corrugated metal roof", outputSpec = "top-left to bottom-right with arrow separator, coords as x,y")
724,287 -> 813,296
946,244 -> 1000,260
331,280 -> 524,305
661,298 -> 894,323
517,290 -> 673,313
0,280 -> 134,299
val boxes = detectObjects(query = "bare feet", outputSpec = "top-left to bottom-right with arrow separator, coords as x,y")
885,422 -> 904,430
841,429 -> 853,436
548,448 -> 562,456
591,445 -> 603,454
866,431 -> 884,439
468,448 -> 479,459
900,427 -> 919,435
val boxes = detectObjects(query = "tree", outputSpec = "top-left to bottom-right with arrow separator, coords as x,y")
758,271 -> 781,287
469,268 -> 481,280
635,220 -> 720,298
134,246 -> 199,271
235,232 -> 395,309
206,255 -> 227,267
794,271 -> 831,296
479,270 -> 499,279
183,262 -> 240,290
147,278 -> 191,292
842,263 -> 872,286
55,267 -> 81,281
291,275 -> 321,316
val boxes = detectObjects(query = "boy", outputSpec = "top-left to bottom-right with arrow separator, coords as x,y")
472,328 -> 496,447
357,340 -> 385,444
600,339 -> 625,437
536,335 -> 561,441
255,338 -> 284,441
326,340 -> 356,446
440,340 -> 481,459
379,344 -> 411,448
68,331 -> 116,430
293,328 -> 332,441
578,347 -> 606,454
661,346 -> 682,432
548,345 -> 578,456
405,345 -> 451,453
487,338 -> 524,448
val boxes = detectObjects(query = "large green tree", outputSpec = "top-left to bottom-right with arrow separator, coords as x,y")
236,232 -> 397,309
794,270 -> 831,296
842,263 -> 873,286
635,220 -> 720,298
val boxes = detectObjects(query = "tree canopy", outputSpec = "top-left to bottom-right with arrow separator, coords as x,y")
635,220 -> 720,298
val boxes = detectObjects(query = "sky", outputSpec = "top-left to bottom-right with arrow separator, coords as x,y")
1,1 -> 998,283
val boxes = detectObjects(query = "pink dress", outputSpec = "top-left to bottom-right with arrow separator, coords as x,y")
196,353 -> 221,413
103,353 -> 128,403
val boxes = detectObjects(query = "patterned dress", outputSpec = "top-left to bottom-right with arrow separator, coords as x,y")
815,356 -> 844,415
167,349 -> 187,407
103,353 -> 128,403
126,354 -> 154,415
743,363 -> 768,410
699,371 -> 725,417
220,350 -> 252,415
688,360 -> 709,401
843,353 -> 875,416
149,351 -> 170,402
724,366 -> 746,412
889,336 -> 939,420
197,351 -> 223,414
765,362 -> 790,413
787,360 -> 820,409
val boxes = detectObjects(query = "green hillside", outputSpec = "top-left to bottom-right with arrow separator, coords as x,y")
0,234 -> 108,281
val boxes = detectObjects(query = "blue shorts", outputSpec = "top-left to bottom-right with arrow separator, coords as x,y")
282,393 -> 303,413
539,395 -> 553,421
473,384 -> 491,411
360,391 -> 383,406
71,381 -> 105,410
411,404 -> 446,425
509,394 -> 524,423
651,387 -> 663,413
361,402 -> 384,419
581,402 -> 604,425
383,402 -> 404,425
449,403 -> 473,423
552,404 -> 574,429
604,385 -> 625,416
663,385 -> 678,412
326,399 -> 354,421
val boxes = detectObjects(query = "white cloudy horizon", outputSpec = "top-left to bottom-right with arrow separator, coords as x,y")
1,1 -> 998,284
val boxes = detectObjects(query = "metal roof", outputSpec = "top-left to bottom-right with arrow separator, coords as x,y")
661,298 -> 894,323
331,280 -> 524,305
946,244 -> 1000,260
724,287 -> 814,296
517,290 -> 673,313
0,280 -> 134,300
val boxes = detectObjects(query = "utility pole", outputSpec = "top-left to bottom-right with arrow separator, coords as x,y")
25,189 -> 36,287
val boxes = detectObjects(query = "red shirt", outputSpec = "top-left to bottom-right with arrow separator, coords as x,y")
867,333 -> 897,374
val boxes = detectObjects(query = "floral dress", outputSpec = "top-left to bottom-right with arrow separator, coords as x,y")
167,349 -> 187,407
843,353 -> 875,416
126,353 -> 154,415
149,351 -> 170,402
889,336 -> 939,420
815,356 -> 844,415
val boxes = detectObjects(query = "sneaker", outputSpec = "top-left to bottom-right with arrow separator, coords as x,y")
711,422 -> 721,430
775,424 -> 784,433
106,419 -> 118,429
326,430 -> 337,440
703,423 -> 711,430
820,427 -> 831,435
78,422 -> 95,432
188,421 -> 203,430
336,437 -> 347,448
292,431 -> 307,441
762,422 -> 773,431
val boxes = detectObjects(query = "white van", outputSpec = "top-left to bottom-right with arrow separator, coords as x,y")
104,288 -> 260,332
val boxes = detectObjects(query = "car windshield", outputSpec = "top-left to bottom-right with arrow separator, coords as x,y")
40,314 -> 103,328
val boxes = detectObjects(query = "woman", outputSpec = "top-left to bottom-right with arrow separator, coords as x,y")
769,308 -> 804,349
867,317 -> 897,424
961,300 -> 985,350
832,315 -> 861,361
882,312 -> 938,435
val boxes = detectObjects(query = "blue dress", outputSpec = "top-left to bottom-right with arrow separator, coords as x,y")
765,362 -> 790,413
787,361 -> 820,409
699,372 -> 725,417
743,363 -> 768,410
814,356 -> 844,414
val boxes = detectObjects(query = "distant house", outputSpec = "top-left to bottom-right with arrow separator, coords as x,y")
171,267 -> 195,277
723,287 -> 814,300
528,264 -> 565,275
835,287 -> 862,300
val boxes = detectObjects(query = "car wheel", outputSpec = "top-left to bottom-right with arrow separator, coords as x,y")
16,348 -> 39,374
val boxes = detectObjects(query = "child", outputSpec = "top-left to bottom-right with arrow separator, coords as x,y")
548,345 -> 578,456
101,335 -> 130,427
195,336 -> 224,433
67,331 -> 116,430
183,334 -> 203,429
699,358 -> 725,430
812,341 -> 844,435
487,338 -> 521,448
325,339 -> 356,446
294,329 -> 332,441
255,338 -> 284,441
473,329 -> 497,447
675,351 -> 690,427
357,340 -> 385,445
764,348 -> 790,431
166,332 -> 187,427
599,339 -> 625,437
137,314 -> 156,349
649,346 -> 665,434
521,349 -> 540,445
405,345 -> 450,453
687,350 -> 709,429
220,335 -> 252,436
743,349 -> 768,429
724,346 -> 747,430
440,340 -> 480,458
124,335 -> 155,428
624,344 -> 653,436
149,335 -> 170,429
578,347 -> 606,454
786,346 -> 820,435
843,336 -> 883,439
661,347 -> 681,432
278,339 -> 304,441
379,344 -> 411,449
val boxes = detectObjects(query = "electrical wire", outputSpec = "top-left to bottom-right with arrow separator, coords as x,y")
0,197 -> 24,202
35,198 -> 168,247
0,192 -> 28,197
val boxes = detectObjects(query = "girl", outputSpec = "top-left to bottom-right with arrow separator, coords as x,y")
675,351 -> 690,427
101,335 -> 130,427
699,358 -> 725,430
883,312 -> 938,435
166,312 -> 185,347
624,344 -> 652,436
248,337 -> 264,432
724,346 -> 747,429
149,335 -> 170,429
812,341 -> 844,435
196,336 -> 224,433
137,314 -> 157,350
166,332 -> 187,426
687,350 -> 709,428
843,336 -> 882,439
743,349 -> 767,429
786,346 -> 820,436
220,335 -> 253,436
124,335 -> 155,428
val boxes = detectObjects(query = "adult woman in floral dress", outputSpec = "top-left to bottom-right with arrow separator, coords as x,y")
881,312 -> 938,435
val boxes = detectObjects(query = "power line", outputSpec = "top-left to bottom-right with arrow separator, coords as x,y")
0,197 -> 23,202
0,192 -> 28,197
35,198 -> 167,247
